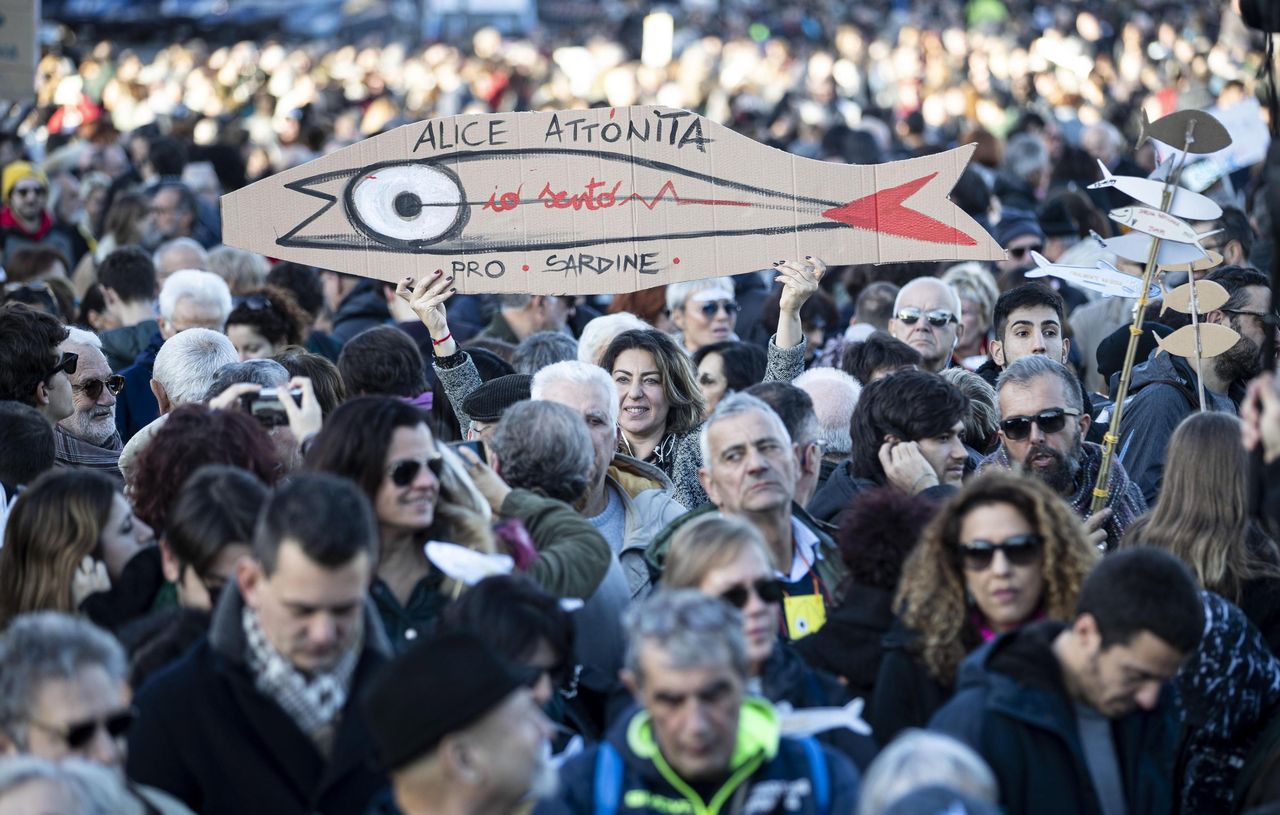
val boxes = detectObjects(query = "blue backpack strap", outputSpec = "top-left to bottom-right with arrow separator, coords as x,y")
799,737 -> 830,815
593,742 -> 625,815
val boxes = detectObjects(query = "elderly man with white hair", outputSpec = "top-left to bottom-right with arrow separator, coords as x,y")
792,366 -> 861,492
531,359 -> 685,598
118,328 -> 238,481
54,328 -> 125,477
114,269 -> 232,441
887,277 -> 964,373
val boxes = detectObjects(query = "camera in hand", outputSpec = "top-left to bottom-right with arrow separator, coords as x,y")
240,387 -> 302,427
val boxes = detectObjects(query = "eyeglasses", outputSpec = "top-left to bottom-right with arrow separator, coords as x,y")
27,708 -> 136,750
76,375 -> 125,400
387,455 -> 444,487
999,407 -> 1080,441
1008,244 -> 1044,259
959,534 -> 1043,571
698,300 -> 740,318
895,307 -> 958,328
45,351 -> 78,380
1222,308 -> 1280,327
236,294 -> 273,311
719,577 -> 786,608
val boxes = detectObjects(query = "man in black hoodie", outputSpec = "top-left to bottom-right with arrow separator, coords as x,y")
929,548 -> 1204,815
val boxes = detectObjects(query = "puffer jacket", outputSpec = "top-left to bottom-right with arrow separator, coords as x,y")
606,455 -> 687,599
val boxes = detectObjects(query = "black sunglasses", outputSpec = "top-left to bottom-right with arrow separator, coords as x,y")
959,534 -> 1043,571
999,407 -> 1080,441
77,374 -> 125,400
30,708 -> 136,750
1008,244 -> 1044,258
45,351 -> 78,381
895,307 -> 957,328
720,577 -> 786,609
698,300 -> 740,318
388,455 -> 444,487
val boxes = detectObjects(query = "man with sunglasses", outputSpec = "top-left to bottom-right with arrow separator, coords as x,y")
981,356 -> 1145,550
887,277 -> 965,373
1119,265 -> 1276,503
0,302 -> 74,426
53,328 -> 125,477
0,162 -> 87,267
129,474 -> 392,815
0,612 -> 194,814
930,548 -> 1204,815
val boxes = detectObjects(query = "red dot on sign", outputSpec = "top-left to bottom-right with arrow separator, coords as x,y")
521,264 -> 529,271
673,257 -> 681,264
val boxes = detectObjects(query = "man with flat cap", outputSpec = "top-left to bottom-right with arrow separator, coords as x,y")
461,372 -> 532,445
363,630 -> 558,815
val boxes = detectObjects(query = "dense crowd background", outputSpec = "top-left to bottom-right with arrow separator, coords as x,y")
1,1 -> 1280,814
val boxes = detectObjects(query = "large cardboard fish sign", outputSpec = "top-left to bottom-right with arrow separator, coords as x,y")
1154,323 -> 1241,359
1088,160 -> 1223,221
1161,279 -> 1231,317
222,106 -> 1003,294
1027,251 -> 1158,299
1108,206 -> 1220,245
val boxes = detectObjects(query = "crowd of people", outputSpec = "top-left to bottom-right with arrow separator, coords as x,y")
1,1 -> 1280,814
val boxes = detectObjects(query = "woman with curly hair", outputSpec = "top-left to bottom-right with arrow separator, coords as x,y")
0,469 -> 155,631
868,470 -> 1098,743
223,285 -> 310,361
1122,412 -> 1280,654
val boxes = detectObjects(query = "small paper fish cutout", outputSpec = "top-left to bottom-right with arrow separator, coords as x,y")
1160,250 -> 1224,275
1094,230 -> 1207,266
1088,160 -> 1223,221
1138,109 -> 1233,155
1160,279 -> 1230,316
425,541 -> 514,585
1153,323 -> 1241,359
1027,251 -> 1159,299
776,698 -> 873,737
1108,206 -> 1217,245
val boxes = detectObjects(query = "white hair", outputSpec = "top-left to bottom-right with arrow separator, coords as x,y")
158,269 -> 232,327
698,391 -> 791,470
60,326 -> 103,351
152,328 -> 238,405
665,276 -> 735,313
531,359 -> 619,426
856,730 -> 997,815
893,276 -> 963,318
793,367 -> 861,455
152,237 -> 208,273
0,757 -> 144,815
578,312 -> 650,365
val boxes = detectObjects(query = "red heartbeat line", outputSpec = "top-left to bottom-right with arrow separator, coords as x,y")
620,180 -> 752,209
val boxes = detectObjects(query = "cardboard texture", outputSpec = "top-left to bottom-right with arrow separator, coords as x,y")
1161,279 -> 1230,316
0,0 -> 37,103
1026,250 -> 1157,299
222,106 -> 1003,295
1153,322 -> 1241,359
1160,250 -> 1223,274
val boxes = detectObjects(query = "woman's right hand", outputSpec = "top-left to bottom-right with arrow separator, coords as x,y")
396,271 -> 457,355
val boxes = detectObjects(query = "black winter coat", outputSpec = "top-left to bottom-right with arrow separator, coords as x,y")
930,621 -> 1178,815
865,620 -> 953,746
127,587 -> 392,815
792,584 -> 894,704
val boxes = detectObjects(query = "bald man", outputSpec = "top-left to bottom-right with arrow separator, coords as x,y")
888,277 -> 964,372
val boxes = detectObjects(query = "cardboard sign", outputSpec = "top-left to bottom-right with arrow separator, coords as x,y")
221,106 -> 1003,295
1160,250 -> 1223,275
1108,206 -> 1210,245
1154,323 -> 1241,359
1027,251 -> 1158,299
1096,230 -> 1207,266
1088,159 -> 1223,221
1138,109 -> 1233,155
0,0 -> 37,103
1161,279 -> 1230,316
1152,99 -> 1267,179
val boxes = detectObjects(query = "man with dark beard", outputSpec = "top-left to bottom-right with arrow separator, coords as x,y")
980,356 -> 1146,550
1119,266 -> 1275,503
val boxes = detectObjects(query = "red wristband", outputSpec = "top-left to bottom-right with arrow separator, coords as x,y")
432,332 -> 452,346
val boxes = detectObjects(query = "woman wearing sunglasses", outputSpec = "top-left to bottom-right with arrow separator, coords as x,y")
0,470 -> 157,631
665,277 -> 741,354
868,470 -> 1098,744
662,514 -> 878,769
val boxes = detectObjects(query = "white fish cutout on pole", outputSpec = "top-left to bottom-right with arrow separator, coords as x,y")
1108,206 -> 1220,245
1153,323 -> 1241,359
220,106 -> 1004,295
1088,160 -> 1223,221
776,698 -> 873,738
1161,279 -> 1231,316
1094,230 -> 1208,266
424,542 -> 513,585
1027,251 -> 1159,299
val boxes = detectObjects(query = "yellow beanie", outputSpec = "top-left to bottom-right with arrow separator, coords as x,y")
2,161 -> 48,203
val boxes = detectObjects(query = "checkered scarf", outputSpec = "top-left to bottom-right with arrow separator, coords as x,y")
242,608 -> 360,754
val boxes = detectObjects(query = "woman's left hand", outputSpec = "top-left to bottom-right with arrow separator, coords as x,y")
773,256 -> 825,349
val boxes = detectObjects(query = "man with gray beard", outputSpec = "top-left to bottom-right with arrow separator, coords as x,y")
979,356 -> 1146,551
54,328 -> 124,478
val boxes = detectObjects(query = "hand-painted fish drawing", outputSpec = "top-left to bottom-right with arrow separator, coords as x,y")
1027,250 -> 1159,299
221,106 -> 1003,294
1108,206 -> 1219,245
